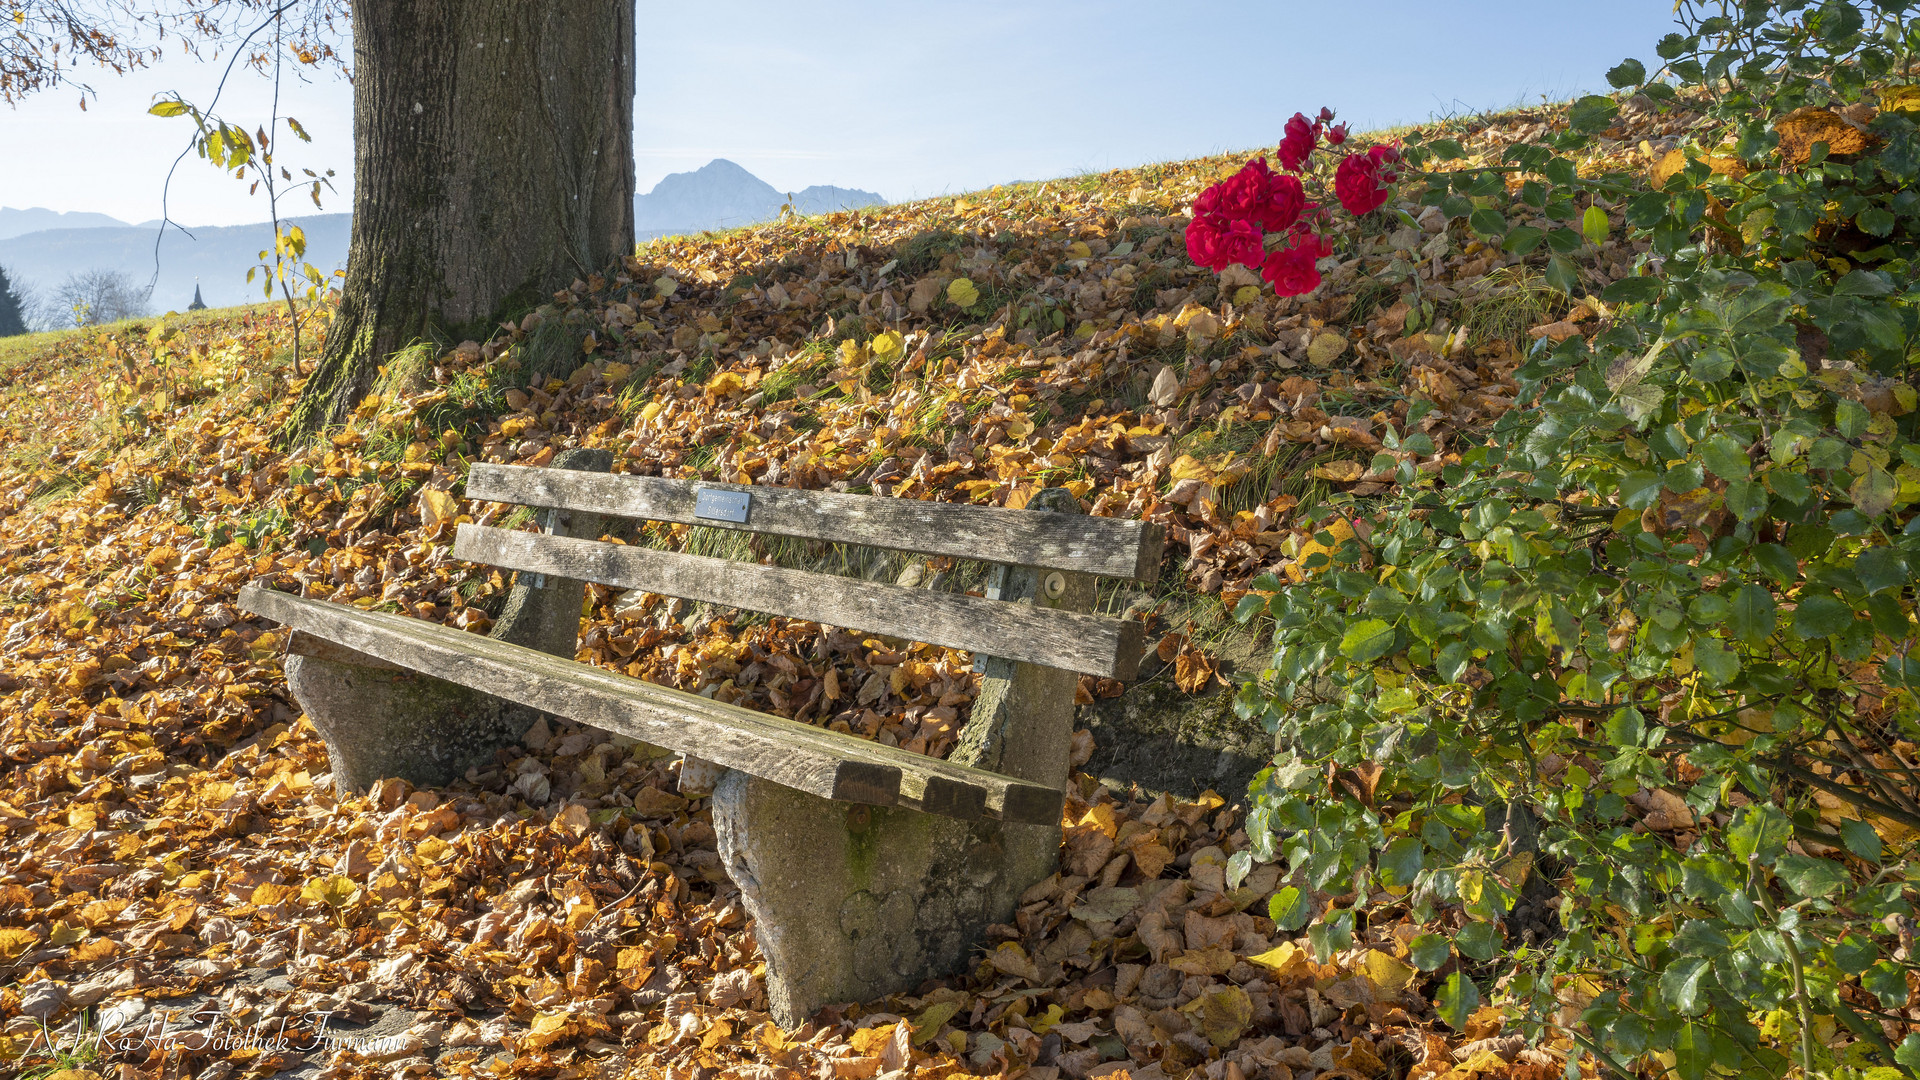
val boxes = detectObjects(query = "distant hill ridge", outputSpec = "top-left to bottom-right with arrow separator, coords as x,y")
634,159 -> 884,239
0,207 -> 134,242
0,161 -> 881,319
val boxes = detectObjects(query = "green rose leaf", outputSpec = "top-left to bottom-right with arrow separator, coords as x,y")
1455,919 -> 1500,961
1581,205 -> 1609,244
1660,955 -> 1712,1015
1606,58 -> 1647,87
1774,852 -> 1851,897
1378,837 -> 1424,888
1468,208 -> 1507,238
1409,933 -> 1452,972
1435,973 -> 1481,1030
1567,94 -> 1620,133
1858,206 -> 1896,237
1339,619 -> 1397,663
1752,543 -> 1801,585
1895,1032 -> 1920,1070
1841,818 -> 1883,864
1729,584 -> 1777,644
1693,638 -> 1740,685
1791,594 -> 1853,639
1851,466 -> 1899,520
1834,933 -> 1879,975
1854,547 -> 1908,595
1502,226 -> 1544,255
1699,434 -> 1749,480
1836,398 -> 1870,438
1868,961 -> 1912,1009
1268,886 -> 1311,932
1673,919 -> 1731,956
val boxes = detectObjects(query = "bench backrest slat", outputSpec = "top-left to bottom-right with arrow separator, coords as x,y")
465,464 -> 1164,583
454,524 -> 1144,679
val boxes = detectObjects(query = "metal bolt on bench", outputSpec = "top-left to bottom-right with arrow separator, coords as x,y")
239,449 -> 1163,1026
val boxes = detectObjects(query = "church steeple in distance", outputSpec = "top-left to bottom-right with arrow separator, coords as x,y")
188,279 -> 206,312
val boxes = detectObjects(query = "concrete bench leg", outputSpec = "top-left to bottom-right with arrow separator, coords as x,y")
286,651 -> 522,795
715,488 -> 1087,1027
286,447 -> 612,796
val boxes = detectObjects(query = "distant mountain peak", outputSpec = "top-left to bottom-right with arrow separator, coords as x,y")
634,160 -> 883,239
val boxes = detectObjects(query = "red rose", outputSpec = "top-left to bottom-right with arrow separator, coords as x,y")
1188,211 -> 1264,272
1257,173 -> 1306,232
1326,122 -> 1349,146
1186,213 -> 1225,270
1277,112 -> 1318,172
1317,106 -> 1336,123
1261,229 -> 1329,296
1334,145 -> 1398,216
1217,217 -> 1265,268
1219,159 -> 1277,221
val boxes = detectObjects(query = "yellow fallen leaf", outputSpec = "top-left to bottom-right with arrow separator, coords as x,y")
911,1001 -> 961,1044
1307,332 -> 1349,366
1363,949 -> 1418,993
1169,946 -> 1236,975
1181,984 -> 1252,1047
947,278 -> 980,309
870,331 -> 904,360
1066,241 -> 1092,260
1169,454 -> 1212,482
47,921 -> 88,946
706,370 -> 745,396
419,488 -> 458,525
0,927 -> 39,960
1312,460 -> 1365,483
301,874 -> 360,909
1247,942 -> 1312,978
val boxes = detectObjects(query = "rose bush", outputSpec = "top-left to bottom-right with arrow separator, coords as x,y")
1186,108 -> 1401,297
1227,2 -> 1920,1077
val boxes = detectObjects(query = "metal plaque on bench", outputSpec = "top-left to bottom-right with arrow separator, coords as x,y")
695,487 -> 751,524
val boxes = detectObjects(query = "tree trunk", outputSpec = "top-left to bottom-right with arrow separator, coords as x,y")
282,0 -> 634,441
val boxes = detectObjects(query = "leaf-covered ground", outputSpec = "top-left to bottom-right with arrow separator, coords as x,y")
1,94 -> 1708,1080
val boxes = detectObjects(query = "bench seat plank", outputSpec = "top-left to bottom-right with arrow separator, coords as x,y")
454,525 -> 1144,680
238,585 -> 1065,825
465,464 -> 1165,583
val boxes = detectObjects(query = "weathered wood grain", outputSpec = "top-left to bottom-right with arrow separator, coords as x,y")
465,464 -> 1165,583
286,629 -> 405,672
454,525 -> 1144,680
237,585 -> 1064,824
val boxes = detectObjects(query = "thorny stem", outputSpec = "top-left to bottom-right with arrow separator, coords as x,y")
1749,853 -> 1820,1079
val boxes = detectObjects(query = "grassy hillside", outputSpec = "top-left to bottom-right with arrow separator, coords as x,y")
0,93 -> 1694,1079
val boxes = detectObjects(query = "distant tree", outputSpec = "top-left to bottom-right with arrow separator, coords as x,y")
0,266 -> 29,337
50,268 -> 150,328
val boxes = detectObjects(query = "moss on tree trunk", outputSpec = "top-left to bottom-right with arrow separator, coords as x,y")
282,0 -> 635,442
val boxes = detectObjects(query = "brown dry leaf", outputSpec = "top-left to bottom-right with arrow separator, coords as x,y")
1774,105 -> 1878,163
1173,645 -> 1217,693
1182,983 -> 1254,1047
1312,460 -> 1366,483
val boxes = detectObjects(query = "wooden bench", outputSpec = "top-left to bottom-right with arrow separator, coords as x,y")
238,449 -> 1163,1025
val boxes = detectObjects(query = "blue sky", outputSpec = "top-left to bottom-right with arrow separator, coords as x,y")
1,1 -> 1682,226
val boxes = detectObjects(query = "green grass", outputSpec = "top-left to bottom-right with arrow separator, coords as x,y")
1457,266 -> 1560,351
0,301 -> 283,374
